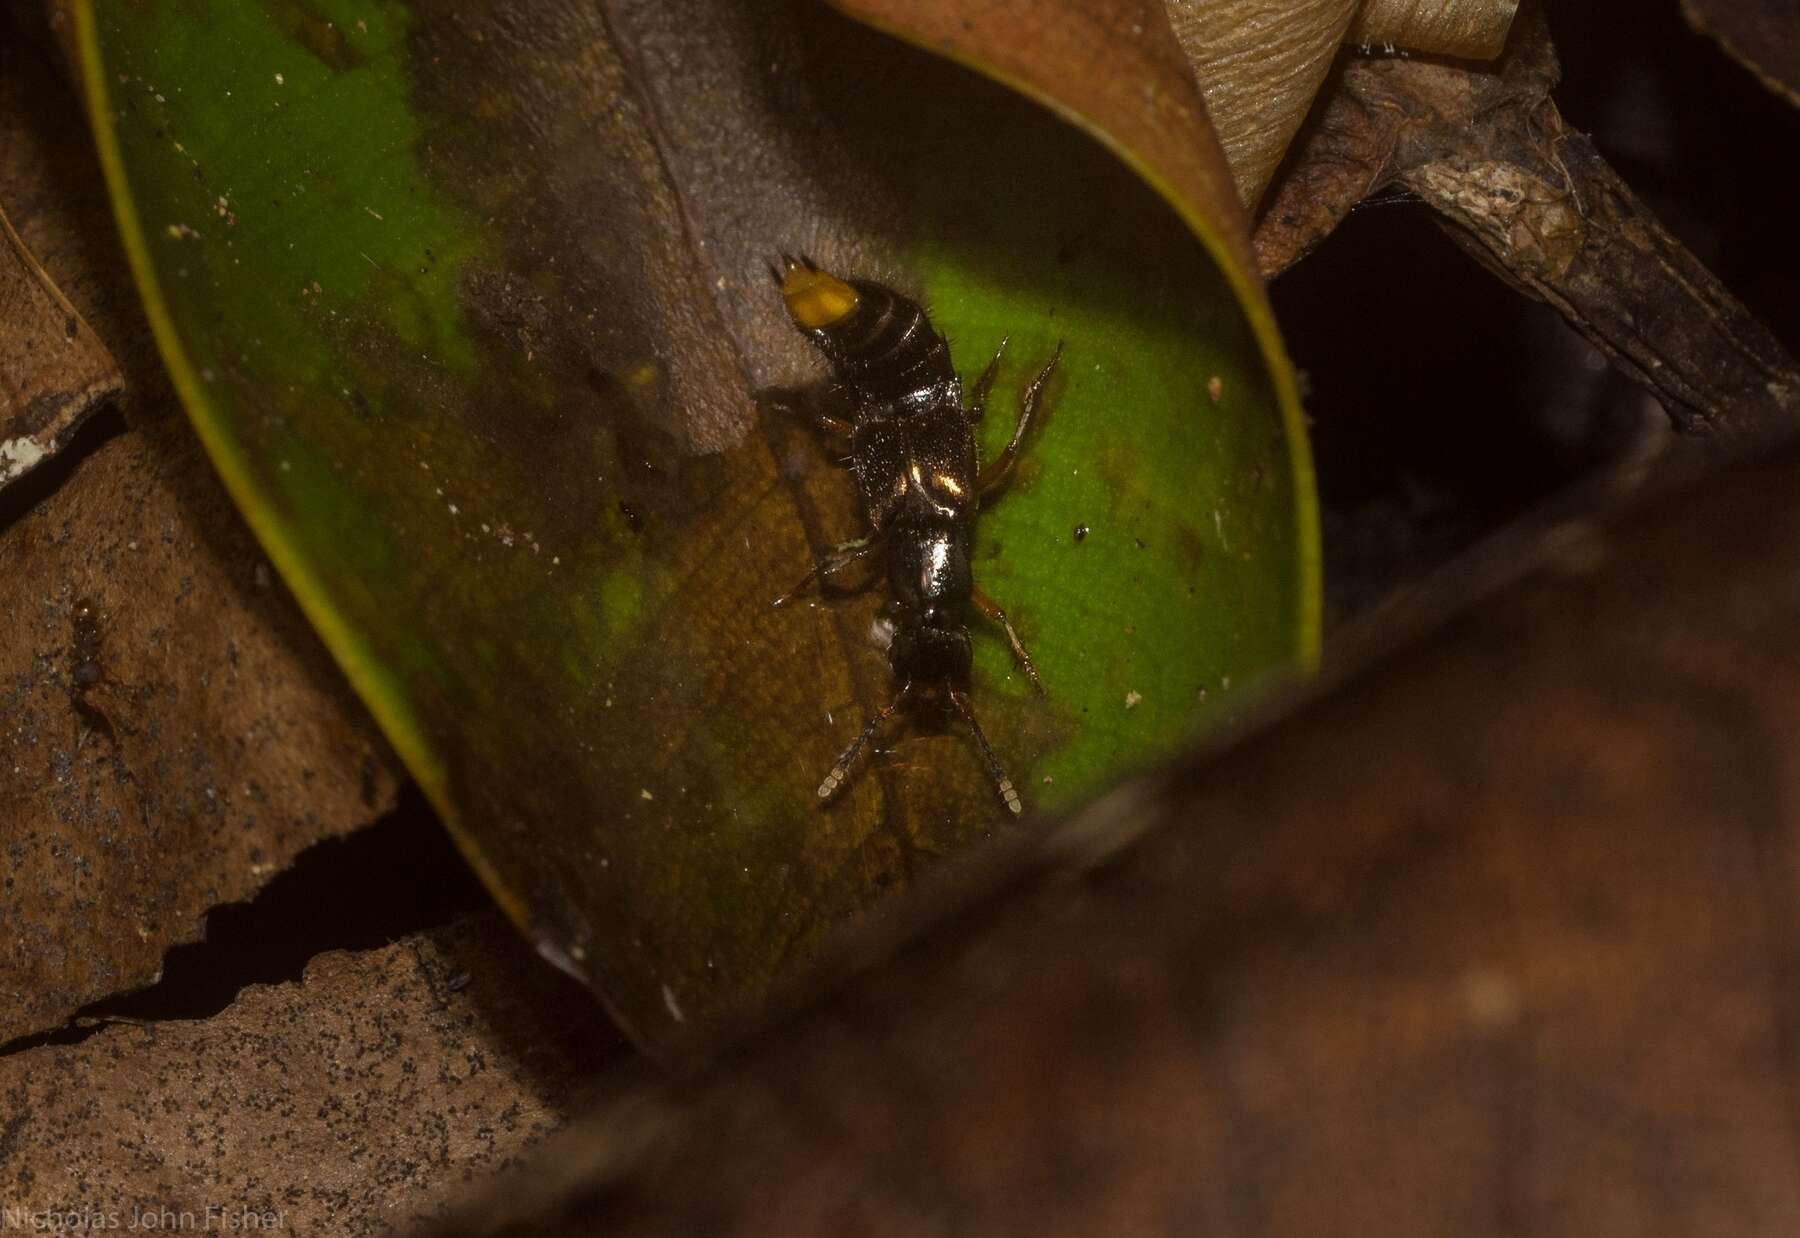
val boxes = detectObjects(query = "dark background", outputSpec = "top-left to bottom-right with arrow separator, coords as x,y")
1280,0 -> 1800,623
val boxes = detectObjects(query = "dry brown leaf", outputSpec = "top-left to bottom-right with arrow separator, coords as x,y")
431,444 -> 1800,1236
0,424 -> 402,1045
0,914 -> 620,1236
1347,0 -> 1517,57
1165,0 -> 1361,207
0,19 -> 400,1044
1165,0 -> 1518,206
0,201 -> 119,488
1250,8 -> 1564,274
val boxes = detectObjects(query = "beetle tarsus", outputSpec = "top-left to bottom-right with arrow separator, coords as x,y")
951,689 -> 1023,816
818,681 -> 912,803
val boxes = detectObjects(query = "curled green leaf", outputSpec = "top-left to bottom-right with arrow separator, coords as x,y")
76,0 -> 1318,1055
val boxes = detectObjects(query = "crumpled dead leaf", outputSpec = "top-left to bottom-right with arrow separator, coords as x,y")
1347,0 -> 1517,55
1165,0 -> 1518,205
0,18 -> 399,1045
0,201 -> 118,488
432,440 -> 1800,1237
0,913 -> 620,1235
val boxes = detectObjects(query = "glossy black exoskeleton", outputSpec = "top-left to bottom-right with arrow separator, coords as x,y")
772,256 -> 1060,816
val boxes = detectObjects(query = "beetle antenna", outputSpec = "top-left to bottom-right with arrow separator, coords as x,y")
819,681 -> 912,803
950,689 -> 1023,816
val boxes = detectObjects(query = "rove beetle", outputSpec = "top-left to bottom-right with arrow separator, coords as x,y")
771,256 -> 1061,816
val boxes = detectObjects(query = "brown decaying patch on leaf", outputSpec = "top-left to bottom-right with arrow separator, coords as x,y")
1255,9 -> 1800,442
0,23 -> 399,1044
0,914 -> 622,1237
433,444 -> 1800,1238
1164,0 -> 1517,207
1681,0 -> 1800,109
0,201 -> 120,488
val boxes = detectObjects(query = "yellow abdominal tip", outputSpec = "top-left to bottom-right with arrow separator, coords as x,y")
782,266 -> 859,330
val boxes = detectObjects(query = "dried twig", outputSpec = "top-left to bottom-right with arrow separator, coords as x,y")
1257,7 -> 1800,444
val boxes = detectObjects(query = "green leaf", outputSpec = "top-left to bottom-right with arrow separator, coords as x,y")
75,0 -> 1318,1056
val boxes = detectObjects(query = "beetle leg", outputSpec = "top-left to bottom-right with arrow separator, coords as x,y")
767,387 -> 855,439
819,680 -> 912,803
971,586 -> 1044,692
949,688 -> 1024,816
976,341 -> 1062,497
773,396 -> 853,439
967,336 -> 1009,421
773,535 -> 883,608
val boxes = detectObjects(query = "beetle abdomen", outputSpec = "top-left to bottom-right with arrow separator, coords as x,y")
778,260 -> 954,404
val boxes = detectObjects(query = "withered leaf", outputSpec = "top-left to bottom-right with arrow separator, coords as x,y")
1165,0 -> 1519,206
0,914 -> 620,1236
0,28 -> 400,1045
1347,0 -> 1517,57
